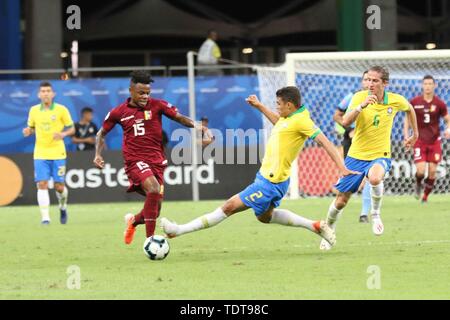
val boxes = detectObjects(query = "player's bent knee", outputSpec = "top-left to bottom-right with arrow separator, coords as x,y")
335,195 -> 349,209
257,214 -> 271,224
368,177 -> 383,185
37,181 -> 48,189
143,179 -> 160,195
221,200 -> 235,216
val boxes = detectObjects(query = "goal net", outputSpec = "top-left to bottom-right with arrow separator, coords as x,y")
256,50 -> 450,198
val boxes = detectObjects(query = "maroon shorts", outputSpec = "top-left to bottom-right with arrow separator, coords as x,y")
414,140 -> 442,164
124,161 -> 165,195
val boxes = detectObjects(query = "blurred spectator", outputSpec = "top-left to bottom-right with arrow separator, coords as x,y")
197,30 -> 223,76
72,107 -> 98,151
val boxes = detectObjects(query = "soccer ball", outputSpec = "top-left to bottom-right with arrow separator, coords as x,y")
143,235 -> 170,260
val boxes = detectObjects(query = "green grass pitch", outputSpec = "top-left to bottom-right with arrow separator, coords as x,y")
1,195 -> 449,299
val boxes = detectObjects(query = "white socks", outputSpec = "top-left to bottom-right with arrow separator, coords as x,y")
270,209 -> 316,232
37,189 -> 50,222
177,207 -> 227,236
326,200 -> 343,229
55,186 -> 68,210
38,186 -> 69,222
370,182 -> 384,216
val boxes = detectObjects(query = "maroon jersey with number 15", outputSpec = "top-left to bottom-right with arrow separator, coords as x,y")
410,95 -> 448,144
102,98 -> 178,165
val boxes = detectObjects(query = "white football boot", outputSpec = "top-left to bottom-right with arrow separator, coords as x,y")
160,217 -> 179,238
371,213 -> 384,236
318,221 -> 336,250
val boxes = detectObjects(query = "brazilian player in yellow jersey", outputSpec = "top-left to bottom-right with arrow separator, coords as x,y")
160,86 -> 357,247
23,82 -> 75,225
320,66 -> 419,251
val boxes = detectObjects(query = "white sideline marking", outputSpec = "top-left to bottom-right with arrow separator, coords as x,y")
174,239 -> 450,253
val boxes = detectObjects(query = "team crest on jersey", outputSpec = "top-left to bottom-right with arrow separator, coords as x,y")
51,115 -> 56,121
144,110 -> 152,120
430,105 -> 436,112
387,107 -> 393,115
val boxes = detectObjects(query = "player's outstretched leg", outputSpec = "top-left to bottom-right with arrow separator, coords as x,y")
265,208 -> 335,246
55,184 -> 68,224
161,194 -> 247,238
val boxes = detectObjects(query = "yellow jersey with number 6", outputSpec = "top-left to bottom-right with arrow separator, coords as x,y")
27,103 -> 74,160
348,90 -> 410,161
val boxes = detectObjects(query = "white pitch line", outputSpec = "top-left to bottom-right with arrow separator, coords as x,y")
170,239 -> 450,253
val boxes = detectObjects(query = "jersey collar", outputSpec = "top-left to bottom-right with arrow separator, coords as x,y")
287,105 -> 305,118
368,90 -> 389,105
127,98 -> 151,109
40,102 -> 55,111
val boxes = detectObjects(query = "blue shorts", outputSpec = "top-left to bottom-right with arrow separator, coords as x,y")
335,156 -> 391,193
239,172 -> 290,216
34,159 -> 66,183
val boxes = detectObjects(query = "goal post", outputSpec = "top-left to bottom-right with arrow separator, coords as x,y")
257,50 -> 450,199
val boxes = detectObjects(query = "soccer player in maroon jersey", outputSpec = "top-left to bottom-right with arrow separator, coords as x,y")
404,75 -> 450,203
93,70 -> 207,244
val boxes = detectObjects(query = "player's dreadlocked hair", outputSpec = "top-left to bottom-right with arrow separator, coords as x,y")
130,70 -> 154,85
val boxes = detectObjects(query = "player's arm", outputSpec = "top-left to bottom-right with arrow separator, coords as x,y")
333,109 -> 346,127
23,126 -> 35,137
93,128 -> 107,169
342,94 -> 378,127
53,108 -> 75,140
94,111 -> 116,169
23,109 -> 35,137
246,95 -> 279,125
443,114 -> 450,139
172,113 -> 195,128
172,113 -> 213,146
334,93 -> 351,127
403,114 -> 410,139
403,104 -> 419,150
314,132 -> 360,177
53,126 -> 75,141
